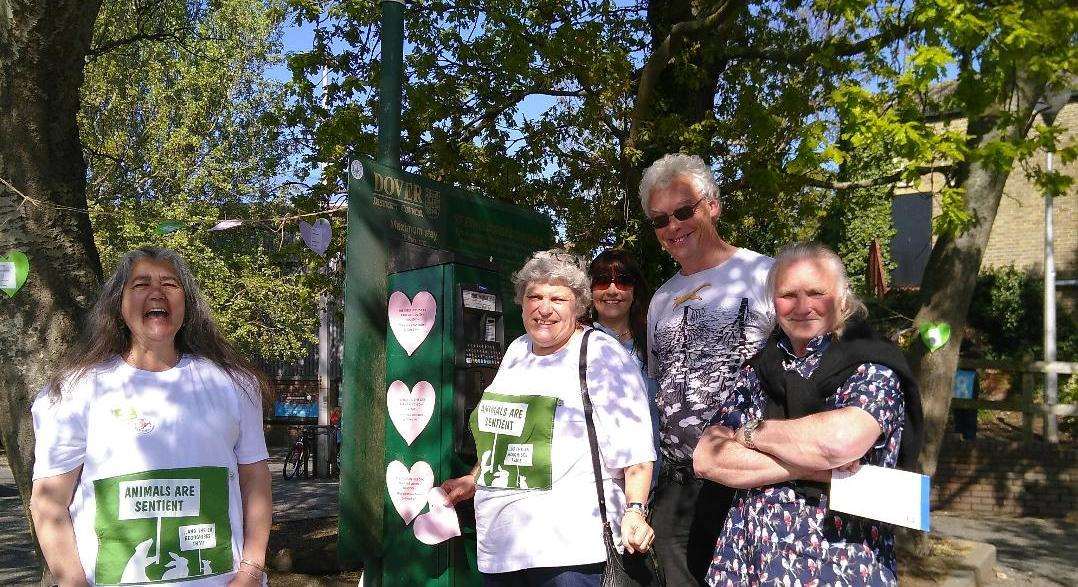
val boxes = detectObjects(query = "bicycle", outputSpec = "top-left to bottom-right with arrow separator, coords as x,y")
282,424 -> 340,480
282,426 -> 312,480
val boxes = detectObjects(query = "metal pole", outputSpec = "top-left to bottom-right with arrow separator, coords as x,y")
317,65 -> 332,477
1044,149 -> 1058,443
377,0 -> 405,167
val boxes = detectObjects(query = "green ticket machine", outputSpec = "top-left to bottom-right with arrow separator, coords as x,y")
382,252 -> 506,586
341,157 -> 551,585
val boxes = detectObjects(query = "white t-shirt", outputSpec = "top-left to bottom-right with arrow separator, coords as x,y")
647,248 -> 775,463
473,329 -> 656,574
32,355 -> 269,586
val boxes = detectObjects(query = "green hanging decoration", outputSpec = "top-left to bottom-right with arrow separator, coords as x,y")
919,321 -> 952,352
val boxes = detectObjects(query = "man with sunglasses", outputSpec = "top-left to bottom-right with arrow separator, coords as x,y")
640,154 -> 775,586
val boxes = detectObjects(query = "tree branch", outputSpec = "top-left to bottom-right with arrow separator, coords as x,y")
629,0 -> 738,149
87,29 -> 185,60
723,19 -> 919,65
456,86 -> 584,144
790,165 -> 944,191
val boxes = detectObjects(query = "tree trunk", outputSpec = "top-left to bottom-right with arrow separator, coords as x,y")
0,1 -> 103,579
909,70 -> 1044,482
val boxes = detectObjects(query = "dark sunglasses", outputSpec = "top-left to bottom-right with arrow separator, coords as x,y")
647,197 -> 705,229
592,271 -> 634,290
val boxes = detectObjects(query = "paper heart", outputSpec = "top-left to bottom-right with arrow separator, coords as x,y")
299,218 -> 332,257
388,291 -> 437,356
387,380 -> 436,446
0,250 -> 29,298
413,487 -> 462,545
156,220 -> 185,235
919,321 -> 951,352
210,219 -> 243,231
386,460 -> 434,525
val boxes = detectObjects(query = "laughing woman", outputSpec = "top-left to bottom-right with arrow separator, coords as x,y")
442,249 -> 657,586
30,248 -> 271,586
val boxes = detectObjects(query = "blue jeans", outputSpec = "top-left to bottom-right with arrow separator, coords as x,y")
482,562 -> 604,587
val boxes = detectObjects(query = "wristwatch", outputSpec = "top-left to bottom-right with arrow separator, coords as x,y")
626,502 -> 649,517
741,418 -> 763,450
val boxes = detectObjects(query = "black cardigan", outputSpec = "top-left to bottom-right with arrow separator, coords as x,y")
746,319 -> 924,472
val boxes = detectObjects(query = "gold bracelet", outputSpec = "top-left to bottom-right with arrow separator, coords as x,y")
240,559 -> 265,571
238,566 -> 263,582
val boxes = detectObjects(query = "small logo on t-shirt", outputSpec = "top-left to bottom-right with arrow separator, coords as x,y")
111,405 -> 156,436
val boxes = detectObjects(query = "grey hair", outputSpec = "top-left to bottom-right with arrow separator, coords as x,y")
45,247 -> 268,400
766,242 -> 868,335
512,249 -> 592,317
638,153 -> 721,213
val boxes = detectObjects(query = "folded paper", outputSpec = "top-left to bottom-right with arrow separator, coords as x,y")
830,465 -> 930,531
413,487 -> 461,545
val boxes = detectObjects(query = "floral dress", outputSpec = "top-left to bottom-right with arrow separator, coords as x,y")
706,333 -> 906,587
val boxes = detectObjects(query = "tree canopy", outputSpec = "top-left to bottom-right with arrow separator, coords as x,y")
82,0 -> 325,360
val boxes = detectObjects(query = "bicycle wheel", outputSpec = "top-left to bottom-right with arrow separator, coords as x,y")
282,443 -> 306,480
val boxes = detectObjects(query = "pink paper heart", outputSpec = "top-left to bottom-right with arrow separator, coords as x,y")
388,291 -> 437,356
299,218 -> 332,256
413,487 -> 462,545
387,380 -> 436,446
386,460 -> 434,525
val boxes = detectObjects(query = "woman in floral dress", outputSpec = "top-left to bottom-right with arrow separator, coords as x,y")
692,242 -> 922,586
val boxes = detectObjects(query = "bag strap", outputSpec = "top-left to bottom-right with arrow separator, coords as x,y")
578,328 -> 618,552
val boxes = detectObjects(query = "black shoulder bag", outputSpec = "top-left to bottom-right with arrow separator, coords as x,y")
578,329 -> 665,587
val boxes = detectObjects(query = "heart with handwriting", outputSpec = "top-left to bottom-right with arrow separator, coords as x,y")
386,460 -> 434,525
387,380 -> 436,446
388,291 -> 437,356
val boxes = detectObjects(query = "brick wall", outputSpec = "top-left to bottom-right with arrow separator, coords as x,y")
981,101 -> 1078,277
896,100 -> 1078,279
931,436 -> 1077,518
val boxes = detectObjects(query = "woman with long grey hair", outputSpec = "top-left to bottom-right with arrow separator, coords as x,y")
30,247 -> 271,586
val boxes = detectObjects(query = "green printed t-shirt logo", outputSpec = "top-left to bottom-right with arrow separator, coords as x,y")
94,467 -> 232,585
470,392 -> 557,490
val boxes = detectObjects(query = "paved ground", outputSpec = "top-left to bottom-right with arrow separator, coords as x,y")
2,454 -> 1074,586
0,461 -> 38,585
933,510 -> 1077,586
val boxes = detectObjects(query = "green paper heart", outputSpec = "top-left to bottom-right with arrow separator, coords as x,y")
919,321 -> 951,352
156,220 -> 185,235
1,250 -> 29,298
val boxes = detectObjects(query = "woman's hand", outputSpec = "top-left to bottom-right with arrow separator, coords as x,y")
621,509 -> 655,554
440,474 -> 477,505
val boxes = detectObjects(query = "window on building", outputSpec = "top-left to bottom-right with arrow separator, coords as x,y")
891,193 -> 933,286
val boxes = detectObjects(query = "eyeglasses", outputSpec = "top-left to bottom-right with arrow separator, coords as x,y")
592,271 -> 634,291
647,197 -> 705,229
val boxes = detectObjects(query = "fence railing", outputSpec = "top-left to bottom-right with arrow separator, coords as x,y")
952,358 -> 1076,443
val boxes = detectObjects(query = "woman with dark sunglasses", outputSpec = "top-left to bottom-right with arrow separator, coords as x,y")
588,249 -> 650,357
588,250 -> 662,486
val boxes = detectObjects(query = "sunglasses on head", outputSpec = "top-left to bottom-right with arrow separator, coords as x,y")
647,197 -> 705,229
592,271 -> 634,290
